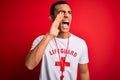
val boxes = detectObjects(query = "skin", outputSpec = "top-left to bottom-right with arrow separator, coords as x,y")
49,4 -> 72,38
25,4 -> 90,80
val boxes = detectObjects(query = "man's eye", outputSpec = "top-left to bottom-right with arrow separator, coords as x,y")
59,10 -> 65,14
68,11 -> 72,14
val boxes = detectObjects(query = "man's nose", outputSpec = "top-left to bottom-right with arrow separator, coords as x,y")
64,12 -> 69,18
64,14 -> 69,18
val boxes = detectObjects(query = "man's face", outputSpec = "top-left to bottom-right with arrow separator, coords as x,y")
53,4 -> 72,33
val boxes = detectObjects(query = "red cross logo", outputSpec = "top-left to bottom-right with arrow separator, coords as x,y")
55,57 -> 70,80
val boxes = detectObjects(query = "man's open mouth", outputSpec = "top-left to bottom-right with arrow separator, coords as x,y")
62,21 -> 69,26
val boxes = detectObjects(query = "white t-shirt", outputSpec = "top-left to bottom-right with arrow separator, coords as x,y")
31,33 -> 89,80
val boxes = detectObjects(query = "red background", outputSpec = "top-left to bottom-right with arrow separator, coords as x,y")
0,0 -> 120,80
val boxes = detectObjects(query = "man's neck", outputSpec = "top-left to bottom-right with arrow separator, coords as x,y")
57,32 -> 70,39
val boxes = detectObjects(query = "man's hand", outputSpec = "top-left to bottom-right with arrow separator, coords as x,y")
48,12 -> 64,37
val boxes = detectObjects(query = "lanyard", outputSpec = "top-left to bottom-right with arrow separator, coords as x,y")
54,34 -> 70,80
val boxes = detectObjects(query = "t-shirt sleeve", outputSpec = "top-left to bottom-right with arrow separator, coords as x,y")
30,35 -> 44,50
79,40 -> 89,64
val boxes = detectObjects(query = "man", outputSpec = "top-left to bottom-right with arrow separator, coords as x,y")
25,1 -> 90,80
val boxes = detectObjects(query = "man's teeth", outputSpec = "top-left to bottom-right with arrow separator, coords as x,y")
62,21 -> 69,25
63,20 -> 69,23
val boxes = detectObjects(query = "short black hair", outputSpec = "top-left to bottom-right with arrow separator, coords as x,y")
50,0 -> 69,15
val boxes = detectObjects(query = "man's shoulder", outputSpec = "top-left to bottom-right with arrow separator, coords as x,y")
34,35 -> 44,40
32,35 -> 45,44
70,33 -> 87,46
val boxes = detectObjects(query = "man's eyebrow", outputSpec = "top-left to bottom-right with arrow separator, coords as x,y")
55,9 -> 72,14
58,10 -> 72,11
58,10 -> 72,12
59,10 -> 66,12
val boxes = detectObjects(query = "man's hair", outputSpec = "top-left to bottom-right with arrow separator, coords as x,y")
50,0 -> 69,16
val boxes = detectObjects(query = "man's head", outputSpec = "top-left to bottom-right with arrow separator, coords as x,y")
50,1 -> 69,16
50,1 -> 72,33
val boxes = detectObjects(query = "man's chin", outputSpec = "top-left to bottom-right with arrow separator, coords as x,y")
60,30 -> 69,33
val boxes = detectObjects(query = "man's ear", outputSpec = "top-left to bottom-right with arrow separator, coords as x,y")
49,15 -> 54,22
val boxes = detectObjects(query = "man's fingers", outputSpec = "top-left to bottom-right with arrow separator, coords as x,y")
55,11 -> 64,22
59,11 -> 64,17
59,10 -> 65,14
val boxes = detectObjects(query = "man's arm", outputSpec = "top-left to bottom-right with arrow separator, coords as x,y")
25,12 -> 64,70
25,34 -> 53,70
79,64 -> 90,80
